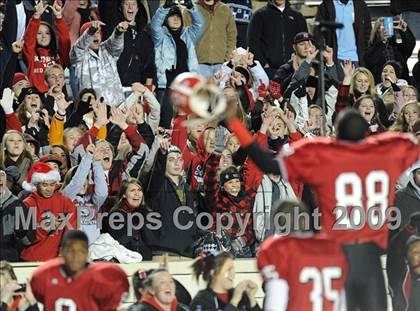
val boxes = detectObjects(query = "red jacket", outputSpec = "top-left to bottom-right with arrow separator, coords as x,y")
21,191 -> 77,261
23,17 -> 70,93
171,118 -> 209,192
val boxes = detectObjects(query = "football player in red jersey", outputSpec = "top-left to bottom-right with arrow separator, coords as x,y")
225,101 -> 419,310
257,199 -> 348,311
30,230 -> 129,311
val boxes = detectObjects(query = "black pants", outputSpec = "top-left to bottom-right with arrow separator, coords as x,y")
342,243 -> 388,311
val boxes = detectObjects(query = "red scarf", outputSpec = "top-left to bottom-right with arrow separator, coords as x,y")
140,294 -> 178,311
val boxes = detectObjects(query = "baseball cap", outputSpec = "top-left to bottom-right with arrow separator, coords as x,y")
293,32 -> 315,45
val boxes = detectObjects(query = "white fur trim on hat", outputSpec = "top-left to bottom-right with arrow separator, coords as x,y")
22,170 -> 61,192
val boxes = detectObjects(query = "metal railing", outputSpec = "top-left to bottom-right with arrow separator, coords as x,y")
289,0 -> 390,6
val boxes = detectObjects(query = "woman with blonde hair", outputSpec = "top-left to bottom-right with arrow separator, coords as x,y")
401,85 -> 418,104
390,102 -> 420,133
337,62 -> 396,128
0,130 -> 33,193
336,65 -> 377,113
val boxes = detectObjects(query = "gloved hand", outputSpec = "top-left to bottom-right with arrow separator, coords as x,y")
163,0 -> 175,8
257,80 -> 267,99
183,0 -> 193,9
214,126 -> 227,153
268,81 -> 282,100
1,88 -> 15,114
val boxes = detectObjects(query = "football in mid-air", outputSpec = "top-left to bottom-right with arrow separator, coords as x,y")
169,72 -> 226,123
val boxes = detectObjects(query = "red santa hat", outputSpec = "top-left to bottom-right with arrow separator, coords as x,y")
22,162 -> 61,192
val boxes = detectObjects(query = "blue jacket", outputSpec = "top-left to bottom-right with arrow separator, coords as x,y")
151,6 -> 205,88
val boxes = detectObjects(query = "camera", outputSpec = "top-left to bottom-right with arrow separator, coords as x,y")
14,283 -> 27,293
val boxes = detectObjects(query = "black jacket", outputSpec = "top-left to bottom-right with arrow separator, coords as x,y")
145,151 -> 198,257
365,28 -> 416,83
247,0 -> 307,70
102,207 -> 153,261
98,0 -> 156,86
118,25 -> 157,86
98,0 -> 148,40
413,61 -> 420,93
387,183 -> 420,311
190,288 -> 261,311
0,0 -> 17,91
315,0 -> 371,66
391,0 -> 420,14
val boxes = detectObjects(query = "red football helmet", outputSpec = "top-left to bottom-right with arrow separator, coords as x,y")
170,72 -> 226,124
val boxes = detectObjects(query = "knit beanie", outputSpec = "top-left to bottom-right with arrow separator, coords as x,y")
220,166 -> 240,186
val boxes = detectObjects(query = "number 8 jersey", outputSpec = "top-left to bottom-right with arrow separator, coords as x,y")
279,132 -> 420,249
257,234 -> 348,311
30,258 -> 129,311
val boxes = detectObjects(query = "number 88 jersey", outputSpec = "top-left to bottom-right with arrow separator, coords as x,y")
279,132 -> 419,249
257,234 -> 348,311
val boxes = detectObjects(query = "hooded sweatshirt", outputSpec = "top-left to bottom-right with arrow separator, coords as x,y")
21,191 -> 77,261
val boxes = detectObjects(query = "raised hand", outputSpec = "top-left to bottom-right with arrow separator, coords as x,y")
131,82 -> 147,95
116,21 -> 129,33
109,106 -> 128,130
41,109 -> 50,127
341,60 -> 354,85
33,1 -> 48,19
260,108 -> 275,134
323,45 -> 334,66
158,134 -> 171,154
50,0 -> 63,19
394,18 -> 408,32
306,46 -> 319,63
1,88 -> 15,113
56,93 -> 70,114
12,40 -> 24,54
245,49 -> 255,66
231,280 -> 248,307
93,99 -> 109,128
211,71 -> 225,85
89,20 -> 106,33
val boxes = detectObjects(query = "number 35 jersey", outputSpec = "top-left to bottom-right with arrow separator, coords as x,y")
30,258 -> 129,311
258,234 -> 348,311
280,132 -> 419,249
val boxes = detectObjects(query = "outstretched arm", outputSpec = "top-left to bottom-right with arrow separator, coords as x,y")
227,118 -> 281,175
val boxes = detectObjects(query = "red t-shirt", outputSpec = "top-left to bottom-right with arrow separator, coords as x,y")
30,258 -> 129,311
279,132 -> 420,249
258,234 -> 347,311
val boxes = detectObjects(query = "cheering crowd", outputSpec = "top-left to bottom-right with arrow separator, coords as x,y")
1,0 -> 420,310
